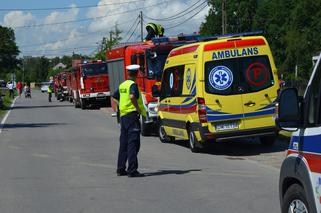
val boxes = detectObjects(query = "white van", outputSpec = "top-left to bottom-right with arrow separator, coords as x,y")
277,53 -> 321,212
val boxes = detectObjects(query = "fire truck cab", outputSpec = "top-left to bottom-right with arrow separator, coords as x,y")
71,60 -> 109,109
106,38 -> 197,135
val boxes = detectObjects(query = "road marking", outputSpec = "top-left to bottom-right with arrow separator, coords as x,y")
31,153 -> 52,158
0,97 -> 18,135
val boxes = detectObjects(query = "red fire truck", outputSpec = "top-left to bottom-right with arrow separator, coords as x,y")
106,37 -> 197,135
70,59 -> 110,109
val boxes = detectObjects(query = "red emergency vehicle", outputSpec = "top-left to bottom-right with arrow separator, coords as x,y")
106,36 -> 198,135
70,59 -> 110,109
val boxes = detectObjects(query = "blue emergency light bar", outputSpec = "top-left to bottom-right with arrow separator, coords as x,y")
152,31 -> 264,44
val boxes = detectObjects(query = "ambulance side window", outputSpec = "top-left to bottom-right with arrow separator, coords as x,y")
160,65 -> 184,100
307,61 -> 321,126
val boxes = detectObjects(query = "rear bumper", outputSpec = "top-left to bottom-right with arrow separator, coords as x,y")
199,126 -> 278,142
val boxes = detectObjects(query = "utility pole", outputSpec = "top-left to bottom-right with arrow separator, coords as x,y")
22,56 -> 25,83
140,11 -> 144,42
222,0 -> 227,35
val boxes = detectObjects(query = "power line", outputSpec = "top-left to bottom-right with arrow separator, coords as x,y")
126,20 -> 141,42
0,0 -> 146,11
122,16 -> 140,41
145,0 -> 205,21
13,0 -> 173,29
22,45 -> 97,54
20,19 -> 134,48
167,2 -> 208,29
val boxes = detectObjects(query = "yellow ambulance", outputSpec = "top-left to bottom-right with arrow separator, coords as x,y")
153,33 -> 280,152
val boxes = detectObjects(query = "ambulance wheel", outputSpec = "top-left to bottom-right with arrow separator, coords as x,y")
188,128 -> 203,153
140,116 -> 149,136
158,122 -> 174,143
282,184 -> 310,213
260,135 -> 276,146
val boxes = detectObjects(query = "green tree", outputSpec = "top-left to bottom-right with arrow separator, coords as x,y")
0,26 -> 20,77
95,25 -> 122,60
200,0 -> 258,35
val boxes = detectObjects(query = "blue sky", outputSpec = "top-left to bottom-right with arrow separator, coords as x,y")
0,0 -> 209,57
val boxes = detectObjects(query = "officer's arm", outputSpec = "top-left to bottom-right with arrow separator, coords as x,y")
130,94 -> 141,114
129,84 -> 141,113
112,89 -> 120,104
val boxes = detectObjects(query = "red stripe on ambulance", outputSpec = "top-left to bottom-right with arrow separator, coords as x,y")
204,38 -> 266,52
168,45 -> 199,58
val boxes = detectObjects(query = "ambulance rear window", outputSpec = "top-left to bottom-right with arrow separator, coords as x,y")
205,56 -> 274,95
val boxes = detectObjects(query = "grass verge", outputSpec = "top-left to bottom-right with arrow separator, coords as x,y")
0,91 -> 14,118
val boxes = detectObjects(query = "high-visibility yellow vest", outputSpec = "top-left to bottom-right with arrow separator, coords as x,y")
47,84 -> 53,93
119,80 -> 147,117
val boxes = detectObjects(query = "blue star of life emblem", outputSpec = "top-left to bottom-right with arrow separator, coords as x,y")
209,66 -> 233,90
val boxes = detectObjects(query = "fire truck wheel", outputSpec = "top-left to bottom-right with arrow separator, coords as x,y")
74,99 -> 80,108
158,121 -> 174,143
140,116 -> 149,136
260,135 -> 276,146
80,99 -> 86,110
282,184 -> 310,213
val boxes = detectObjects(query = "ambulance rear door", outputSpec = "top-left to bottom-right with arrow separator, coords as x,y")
238,54 -> 278,129
203,53 -> 245,134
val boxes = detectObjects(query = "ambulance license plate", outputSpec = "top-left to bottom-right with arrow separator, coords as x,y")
215,122 -> 238,131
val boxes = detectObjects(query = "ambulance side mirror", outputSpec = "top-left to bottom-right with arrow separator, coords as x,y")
152,85 -> 160,97
276,88 -> 301,130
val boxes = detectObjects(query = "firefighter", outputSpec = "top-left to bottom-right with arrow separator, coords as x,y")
145,23 -> 164,41
112,65 -> 147,177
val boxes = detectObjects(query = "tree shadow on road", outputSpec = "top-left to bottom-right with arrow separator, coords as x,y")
166,138 -> 289,157
13,105 -> 73,109
144,169 -> 202,177
3,122 -> 68,129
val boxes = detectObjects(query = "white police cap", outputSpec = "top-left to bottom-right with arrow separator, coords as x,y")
126,64 -> 140,73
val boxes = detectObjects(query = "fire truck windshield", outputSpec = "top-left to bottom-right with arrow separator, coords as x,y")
82,63 -> 108,76
147,54 -> 167,80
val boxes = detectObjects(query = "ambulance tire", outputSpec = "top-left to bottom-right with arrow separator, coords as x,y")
158,122 -> 174,143
188,128 -> 203,153
140,116 -> 149,136
282,184 -> 310,213
260,135 -> 276,146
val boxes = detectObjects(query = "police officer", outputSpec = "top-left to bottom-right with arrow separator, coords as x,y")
48,76 -> 54,102
113,65 -> 147,177
145,23 -> 164,41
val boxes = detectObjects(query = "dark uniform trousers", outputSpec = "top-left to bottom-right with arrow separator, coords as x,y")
117,112 -> 141,174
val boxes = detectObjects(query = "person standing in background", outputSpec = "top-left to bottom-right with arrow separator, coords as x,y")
7,81 -> 14,99
16,81 -> 22,97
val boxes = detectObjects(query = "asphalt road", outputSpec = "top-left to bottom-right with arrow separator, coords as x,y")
0,91 -> 286,213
